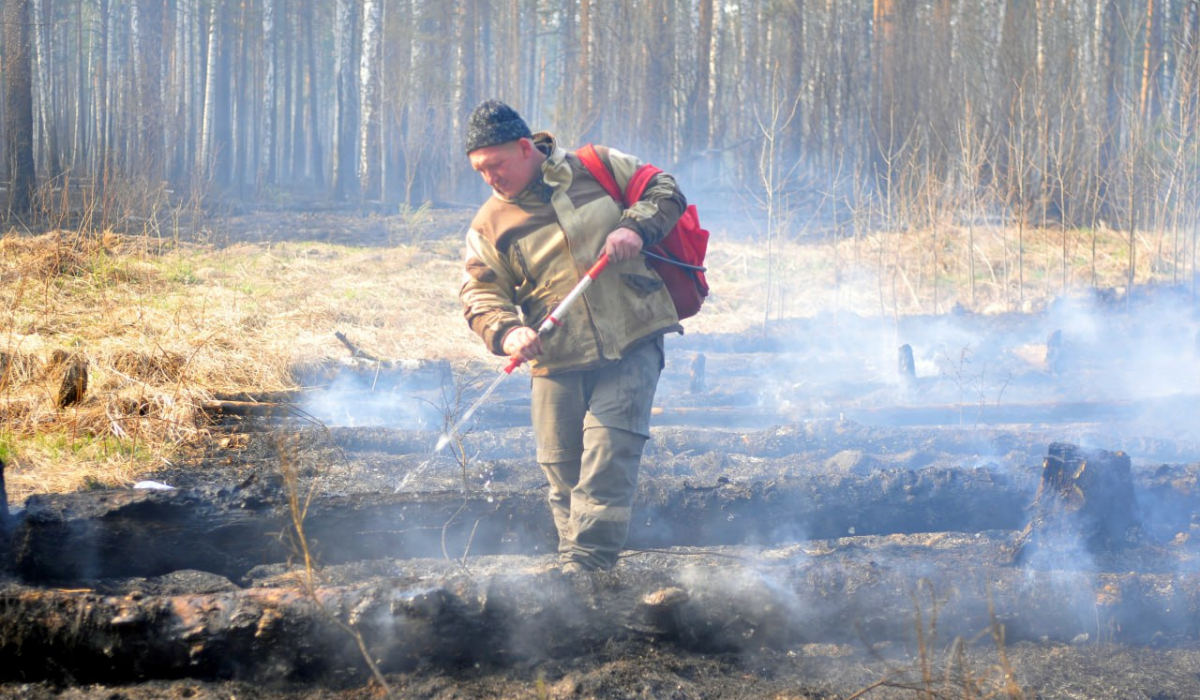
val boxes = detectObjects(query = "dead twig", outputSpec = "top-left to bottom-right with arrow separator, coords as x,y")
278,434 -> 397,698
334,331 -> 381,362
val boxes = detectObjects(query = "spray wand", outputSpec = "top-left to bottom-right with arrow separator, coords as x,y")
434,253 -> 611,453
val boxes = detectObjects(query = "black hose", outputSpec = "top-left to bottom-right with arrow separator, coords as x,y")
641,248 -> 706,272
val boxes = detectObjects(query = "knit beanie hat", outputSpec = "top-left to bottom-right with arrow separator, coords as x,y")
465,100 -> 532,154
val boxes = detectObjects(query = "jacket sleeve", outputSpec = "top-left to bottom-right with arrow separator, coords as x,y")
459,229 -> 524,356
603,147 -> 688,248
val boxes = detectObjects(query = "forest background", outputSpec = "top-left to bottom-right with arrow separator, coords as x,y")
2,0 -> 1197,257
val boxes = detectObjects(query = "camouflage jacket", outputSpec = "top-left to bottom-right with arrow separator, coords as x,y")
459,132 -> 686,376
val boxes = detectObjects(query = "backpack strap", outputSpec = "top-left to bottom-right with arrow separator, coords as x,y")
577,144 -> 625,205
579,143 -> 664,206
624,163 -> 663,202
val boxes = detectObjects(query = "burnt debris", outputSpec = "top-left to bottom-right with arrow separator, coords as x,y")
1014,442 -> 1145,565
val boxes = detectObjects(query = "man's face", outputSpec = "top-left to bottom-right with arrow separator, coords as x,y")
469,139 -> 539,198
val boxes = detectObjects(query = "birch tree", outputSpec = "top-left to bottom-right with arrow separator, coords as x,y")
33,0 -> 59,179
261,0 -> 277,186
359,0 -> 381,199
332,0 -> 358,200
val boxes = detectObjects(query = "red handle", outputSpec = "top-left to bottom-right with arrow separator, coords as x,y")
586,252 -> 610,279
504,355 -> 523,374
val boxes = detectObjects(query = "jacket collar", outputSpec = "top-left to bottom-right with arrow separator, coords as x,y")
533,131 -> 562,164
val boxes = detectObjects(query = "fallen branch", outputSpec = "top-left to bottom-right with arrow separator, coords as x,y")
335,331 -> 381,362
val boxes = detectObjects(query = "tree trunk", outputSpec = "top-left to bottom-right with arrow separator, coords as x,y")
460,0 -> 479,128
870,0 -> 905,187
174,0 -> 198,182
305,5 -> 324,188
332,0 -> 358,200
579,0 -> 591,124
784,0 -> 804,163
33,0 -> 60,180
358,0 -> 381,199
686,0 -> 715,163
199,0 -> 218,178
287,0 -> 303,183
89,0 -> 106,175
135,0 -> 164,181
280,0 -> 294,183
72,0 -> 87,170
231,0 -> 250,188
3,0 -> 37,214
1140,0 -> 1158,122
260,0 -> 277,187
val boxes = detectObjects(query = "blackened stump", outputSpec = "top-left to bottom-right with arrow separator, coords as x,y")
1013,442 -> 1143,564
1046,329 -> 1065,375
898,344 -> 916,392
54,352 -> 89,408
688,353 -> 706,394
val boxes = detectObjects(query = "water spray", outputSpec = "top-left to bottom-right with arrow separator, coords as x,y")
434,253 -> 611,454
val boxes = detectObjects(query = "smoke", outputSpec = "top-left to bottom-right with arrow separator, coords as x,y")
681,285 -> 1200,459
301,370 -> 439,429
1044,291 -> 1200,406
675,562 -> 815,650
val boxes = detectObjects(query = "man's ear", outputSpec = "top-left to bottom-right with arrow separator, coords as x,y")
517,137 -> 535,158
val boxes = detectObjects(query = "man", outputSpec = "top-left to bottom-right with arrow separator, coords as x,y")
459,100 -> 687,573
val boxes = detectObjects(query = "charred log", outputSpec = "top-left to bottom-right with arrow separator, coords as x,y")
1013,443 -> 1144,564
9,468 -> 1033,584
1,539 -> 1198,685
8,486 -> 551,584
201,399 -> 300,418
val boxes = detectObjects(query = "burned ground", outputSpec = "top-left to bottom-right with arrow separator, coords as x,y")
4,212 -> 1200,698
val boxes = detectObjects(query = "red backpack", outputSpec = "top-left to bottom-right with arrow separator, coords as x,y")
578,144 -> 709,320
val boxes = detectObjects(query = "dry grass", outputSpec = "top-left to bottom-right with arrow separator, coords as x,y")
688,221 -> 1194,336
1,217 -> 1192,503
0,227 -> 484,502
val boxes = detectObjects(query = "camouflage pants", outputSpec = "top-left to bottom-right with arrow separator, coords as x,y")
531,337 -> 663,570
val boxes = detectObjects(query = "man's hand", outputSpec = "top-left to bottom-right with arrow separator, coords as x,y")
604,227 -> 643,262
502,326 -> 542,362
